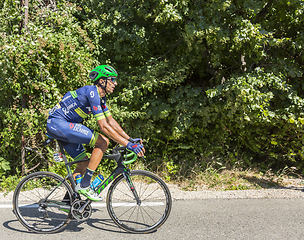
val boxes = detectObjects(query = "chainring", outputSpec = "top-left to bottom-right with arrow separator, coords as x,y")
70,200 -> 92,221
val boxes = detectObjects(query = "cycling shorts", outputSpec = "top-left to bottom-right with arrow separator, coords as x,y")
46,117 -> 99,160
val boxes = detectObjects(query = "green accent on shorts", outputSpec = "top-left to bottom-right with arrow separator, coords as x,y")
89,131 -> 99,146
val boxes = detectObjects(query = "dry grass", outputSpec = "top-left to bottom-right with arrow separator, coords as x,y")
103,161 -> 304,192
142,162 -> 304,191
172,167 -> 304,191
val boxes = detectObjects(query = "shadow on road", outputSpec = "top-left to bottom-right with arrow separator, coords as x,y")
2,217 -> 124,234
3,211 -> 156,234
3,219 -> 30,234
244,175 -> 304,191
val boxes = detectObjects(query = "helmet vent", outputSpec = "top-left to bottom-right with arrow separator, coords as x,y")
105,66 -> 118,75
105,67 -> 113,73
89,71 -> 98,80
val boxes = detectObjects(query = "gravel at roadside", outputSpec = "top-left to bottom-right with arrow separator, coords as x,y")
167,184 -> 304,200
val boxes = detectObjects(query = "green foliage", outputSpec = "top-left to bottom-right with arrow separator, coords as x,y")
0,157 -> 10,177
0,175 -> 19,192
0,0 -> 96,176
77,0 -> 304,175
1,0 -> 304,181
205,69 -> 304,169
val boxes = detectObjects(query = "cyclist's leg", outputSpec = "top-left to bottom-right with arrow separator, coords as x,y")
48,142 -> 89,202
61,142 -> 89,178
47,118 -> 102,201
87,134 -> 109,171
62,135 -> 109,189
74,160 -> 89,178
79,134 -> 109,188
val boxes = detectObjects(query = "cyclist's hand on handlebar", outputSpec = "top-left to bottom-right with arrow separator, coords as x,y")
126,141 -> 145,157
128,137 -> 143,144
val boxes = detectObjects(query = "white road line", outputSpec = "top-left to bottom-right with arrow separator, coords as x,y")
0,204 -> 13,209
0,202 -> 165,209
92,202 -> 165,207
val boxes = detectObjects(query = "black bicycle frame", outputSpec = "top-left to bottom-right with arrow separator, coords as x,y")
57,140 -> 86,190
57,141 -> 140,204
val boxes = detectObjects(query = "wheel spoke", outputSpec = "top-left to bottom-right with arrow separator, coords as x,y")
13,172 -> 72,233
107,170 -> 172,233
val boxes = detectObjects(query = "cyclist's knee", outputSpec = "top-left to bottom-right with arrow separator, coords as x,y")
95,134 -> 109,152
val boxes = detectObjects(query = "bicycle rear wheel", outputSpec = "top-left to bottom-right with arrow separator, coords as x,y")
107,170 -> 172,233
13,171 -> 73,233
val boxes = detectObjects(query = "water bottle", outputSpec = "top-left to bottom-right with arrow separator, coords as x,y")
91,174 -> 104,190
75,174 -> 82,185
53,142 -> 63,162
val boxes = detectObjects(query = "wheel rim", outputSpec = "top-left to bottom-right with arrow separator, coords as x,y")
107,171 -> 171,233
14,173 -> 72,233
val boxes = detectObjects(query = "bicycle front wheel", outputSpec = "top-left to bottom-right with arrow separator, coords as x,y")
107,170 -> 172,233
13,171 -> 73,233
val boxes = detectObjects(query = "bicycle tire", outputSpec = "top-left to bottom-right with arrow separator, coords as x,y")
13,171 -> 73,233
106,170 -> 172,233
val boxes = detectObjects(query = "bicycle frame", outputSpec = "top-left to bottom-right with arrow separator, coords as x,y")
14,137 -> 172,233
57,141 -> 140,205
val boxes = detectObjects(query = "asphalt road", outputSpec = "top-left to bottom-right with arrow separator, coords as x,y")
1,198 -> 304,240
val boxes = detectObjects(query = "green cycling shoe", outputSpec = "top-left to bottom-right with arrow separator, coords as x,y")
75,184 -> 103,201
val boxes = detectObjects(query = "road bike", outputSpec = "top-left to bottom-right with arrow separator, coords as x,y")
13,137 -> 172,234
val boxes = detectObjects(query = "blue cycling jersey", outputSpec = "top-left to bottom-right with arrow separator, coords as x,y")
49,85 -> 111,122
46,85 -> 111,161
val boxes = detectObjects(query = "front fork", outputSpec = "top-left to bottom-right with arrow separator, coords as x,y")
123,171 -> 141,205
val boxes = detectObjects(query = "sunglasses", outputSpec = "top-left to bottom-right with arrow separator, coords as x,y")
107,77 -> 116,83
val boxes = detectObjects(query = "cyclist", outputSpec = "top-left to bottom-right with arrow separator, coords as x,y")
46,65 -> 145,201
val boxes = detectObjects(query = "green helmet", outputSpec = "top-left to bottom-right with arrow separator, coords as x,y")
89,65 -> 118,82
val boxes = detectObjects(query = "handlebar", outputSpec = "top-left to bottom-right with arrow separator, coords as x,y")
112,146 -> 127,153
112,145 -> 138,165
124,151 -> 138,164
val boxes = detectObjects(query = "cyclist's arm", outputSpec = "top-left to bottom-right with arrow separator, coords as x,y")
104,115 -> 145,156
106,115 -> 130,140
97,118 -> 128,146
105,115 -> 145,156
